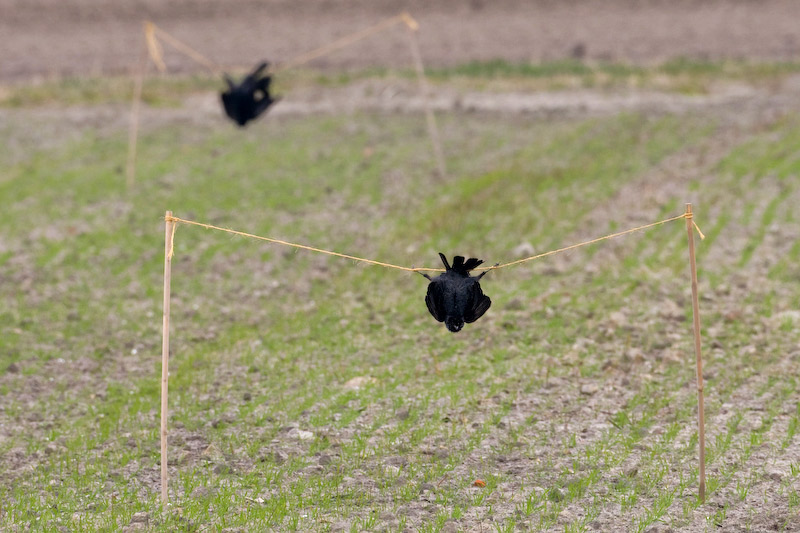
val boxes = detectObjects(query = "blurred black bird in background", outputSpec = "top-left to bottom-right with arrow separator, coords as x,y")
419,253 -> 493,332
221,61 -> 278,127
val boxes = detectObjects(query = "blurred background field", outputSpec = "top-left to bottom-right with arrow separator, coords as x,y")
2,1 -> 800,531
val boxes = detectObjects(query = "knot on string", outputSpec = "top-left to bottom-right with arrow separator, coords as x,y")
692,220 -> 705,240
683,211 -> 706,240
166,216 -> 177,259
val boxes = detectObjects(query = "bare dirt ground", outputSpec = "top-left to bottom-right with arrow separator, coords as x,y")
4,0 -> 800,81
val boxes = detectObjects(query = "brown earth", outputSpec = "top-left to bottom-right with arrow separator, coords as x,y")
4,0 -> 800,81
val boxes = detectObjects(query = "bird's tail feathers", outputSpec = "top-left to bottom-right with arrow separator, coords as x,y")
251,62 -> 269,77
461,257 -> 484,272
439,253 -> 483,273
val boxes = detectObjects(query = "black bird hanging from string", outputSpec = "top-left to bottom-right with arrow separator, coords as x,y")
418,253 -> 494,332
220,61 -> 278,127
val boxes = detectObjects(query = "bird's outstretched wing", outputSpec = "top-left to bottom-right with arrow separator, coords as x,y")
463,282 -> 491,323
240,62 -> 268,92
425,278 -> 447,323
252,94 -> 276,119
254,74 -> 272,95
221,91 -> 250,126
249,62 -> 269,80
221,92 -> 236,117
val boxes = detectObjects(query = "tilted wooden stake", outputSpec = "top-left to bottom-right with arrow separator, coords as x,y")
126,35 -> 149,190
403,14 -> 447,178
161,211 -> 175,504
685,203 -> 706,503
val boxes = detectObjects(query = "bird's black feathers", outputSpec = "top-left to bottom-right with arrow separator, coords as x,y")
220,61 -> 278,127
421,253 -> 492,332
449,255 -> 484,273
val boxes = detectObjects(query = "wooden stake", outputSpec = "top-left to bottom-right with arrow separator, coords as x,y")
685,203 -> 706,503
126,38 -> 148,190
404,18 -> 447,178
160,210 -> 175,505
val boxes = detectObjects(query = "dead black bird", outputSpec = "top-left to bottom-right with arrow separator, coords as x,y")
419,253 -> 493,332
220,61 -> 278,127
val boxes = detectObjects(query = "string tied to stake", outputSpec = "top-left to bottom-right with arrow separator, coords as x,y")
684,210 -> 706,240
167,220 -> 177,260
158,205 -> 709,505
163,210 -> 705,272
143,13 -> 417,77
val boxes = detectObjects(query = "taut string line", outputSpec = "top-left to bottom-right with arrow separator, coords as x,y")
164,211 -> 704,272
273,13 -> 416,73
143,13 -> 417,77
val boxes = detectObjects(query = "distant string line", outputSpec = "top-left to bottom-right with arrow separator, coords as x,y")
274,13 -> 416,73
165,212 -> 704,272
143,13 -> 417,77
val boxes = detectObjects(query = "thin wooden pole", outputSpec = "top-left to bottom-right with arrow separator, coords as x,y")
126,38 -> 149,190
144,21 -> 167,73
160,210 -> 175,505
685,203 -> 706,503
403,14 -> 447,178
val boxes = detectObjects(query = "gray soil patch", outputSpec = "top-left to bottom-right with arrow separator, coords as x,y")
5,0 -> 800,81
